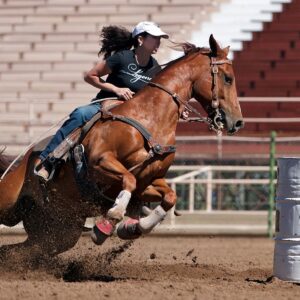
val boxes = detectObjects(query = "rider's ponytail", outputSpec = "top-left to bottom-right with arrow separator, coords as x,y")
98,25 -> 148,59
98,26 -> 133,59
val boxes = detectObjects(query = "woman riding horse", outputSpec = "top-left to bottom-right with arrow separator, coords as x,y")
87,37 -> 244,244
34,21 -> 169,182
0,35 -> 243,256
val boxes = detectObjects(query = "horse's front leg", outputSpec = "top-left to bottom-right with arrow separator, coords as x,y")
89,151 -> 137,245
117,178 -> 176,239
91,151 -> 137,221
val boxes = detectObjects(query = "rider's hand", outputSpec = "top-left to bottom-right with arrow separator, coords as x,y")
113,87 -> 135,101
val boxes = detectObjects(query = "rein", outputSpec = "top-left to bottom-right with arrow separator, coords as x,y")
149,56 -> 232,134
211,57 -> 232,108
148,81 -> 214,128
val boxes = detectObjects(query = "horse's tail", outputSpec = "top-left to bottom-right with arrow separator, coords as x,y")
0,148 -> 33,213
0,147 -> 16,176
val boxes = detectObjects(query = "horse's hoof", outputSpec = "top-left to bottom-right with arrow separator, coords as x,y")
107,206 -> 125,221
117,218 -> 141,240
91,219 -> 115,246
91,226 -> 109,245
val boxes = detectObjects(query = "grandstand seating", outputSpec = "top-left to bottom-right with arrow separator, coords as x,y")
0,0 -> 225,156
0,0 -> 222,103
0,0 -> 300,161
187,0 -> 290,56
233,0 -> 300,97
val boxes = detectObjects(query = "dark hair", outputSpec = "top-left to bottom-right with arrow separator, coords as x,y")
98,25 -> 148,59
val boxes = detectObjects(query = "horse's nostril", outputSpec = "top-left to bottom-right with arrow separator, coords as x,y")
235,120 -> 244,129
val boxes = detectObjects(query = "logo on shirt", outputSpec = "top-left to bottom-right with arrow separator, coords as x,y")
120,63 -> 152,83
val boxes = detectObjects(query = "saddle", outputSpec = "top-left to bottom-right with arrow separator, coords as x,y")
34,95 -> 176,183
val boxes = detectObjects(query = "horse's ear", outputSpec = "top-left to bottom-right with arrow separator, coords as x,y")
223,46 -> 230,57
209,34 -> 222,57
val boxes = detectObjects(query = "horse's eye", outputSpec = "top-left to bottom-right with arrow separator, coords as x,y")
224,74 -> 233,85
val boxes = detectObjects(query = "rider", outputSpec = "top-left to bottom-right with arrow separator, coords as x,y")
34,21 -> 169,181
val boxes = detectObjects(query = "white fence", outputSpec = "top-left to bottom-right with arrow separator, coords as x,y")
168,165 -> 271,212
163,165 -> 274,234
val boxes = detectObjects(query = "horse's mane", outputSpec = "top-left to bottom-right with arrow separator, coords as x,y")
171,42 -> 210,55
163,42 -> 211,69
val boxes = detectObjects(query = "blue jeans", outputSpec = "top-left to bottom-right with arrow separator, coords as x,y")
39,102 -> 100,160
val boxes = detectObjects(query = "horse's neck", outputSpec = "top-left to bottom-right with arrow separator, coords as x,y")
125,63 -> 193,137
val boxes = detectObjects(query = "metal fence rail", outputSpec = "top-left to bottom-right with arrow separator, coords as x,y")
168,165 -> 272,210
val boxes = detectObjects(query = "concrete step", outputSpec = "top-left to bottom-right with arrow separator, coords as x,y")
107,14 -> 148,24
0,16 -> 24,24
1,72 -> 40,81
0,82 -> 28,92
41,71 -> 84,82
18,92 -> 61,100
0,42 -> 31,51
2,33 -> 43,42
33,42 -> 75,52
29,81 -> 72,92
14,24 -> 53,33
0,0 -> 46,6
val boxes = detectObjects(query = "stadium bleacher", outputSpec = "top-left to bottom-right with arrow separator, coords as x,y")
0,0 -> 299,161
0,0 -> 224,155
0,0 -> 222,101
234,0 -> 300,97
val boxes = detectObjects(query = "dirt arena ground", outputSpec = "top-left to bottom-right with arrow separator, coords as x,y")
0,234 -> 299,300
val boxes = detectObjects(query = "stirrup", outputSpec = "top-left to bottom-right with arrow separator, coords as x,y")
34,157 -> 57,183
34,166 -> 50,183
73,144 -> 85,174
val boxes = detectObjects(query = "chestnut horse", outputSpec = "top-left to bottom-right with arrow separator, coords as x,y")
0,35 -> 243,256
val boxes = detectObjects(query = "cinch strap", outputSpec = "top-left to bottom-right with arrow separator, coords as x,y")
103,111 -> 176,156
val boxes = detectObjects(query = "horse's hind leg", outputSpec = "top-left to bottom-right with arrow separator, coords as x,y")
141,178 -> 177,211
22,201 -> 85,256
24,221 -> 84,256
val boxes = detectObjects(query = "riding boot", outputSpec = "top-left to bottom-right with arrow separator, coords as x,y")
34,158 -> 53,182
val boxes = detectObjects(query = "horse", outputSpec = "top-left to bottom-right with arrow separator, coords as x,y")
0,35 -> 243,257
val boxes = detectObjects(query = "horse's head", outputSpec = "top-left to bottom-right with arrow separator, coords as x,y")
189,35 -> 244,134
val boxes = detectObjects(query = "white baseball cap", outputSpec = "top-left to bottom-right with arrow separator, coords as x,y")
132,21 -> 169,39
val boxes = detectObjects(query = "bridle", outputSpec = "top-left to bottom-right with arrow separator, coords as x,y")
149,56 -> 232,134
